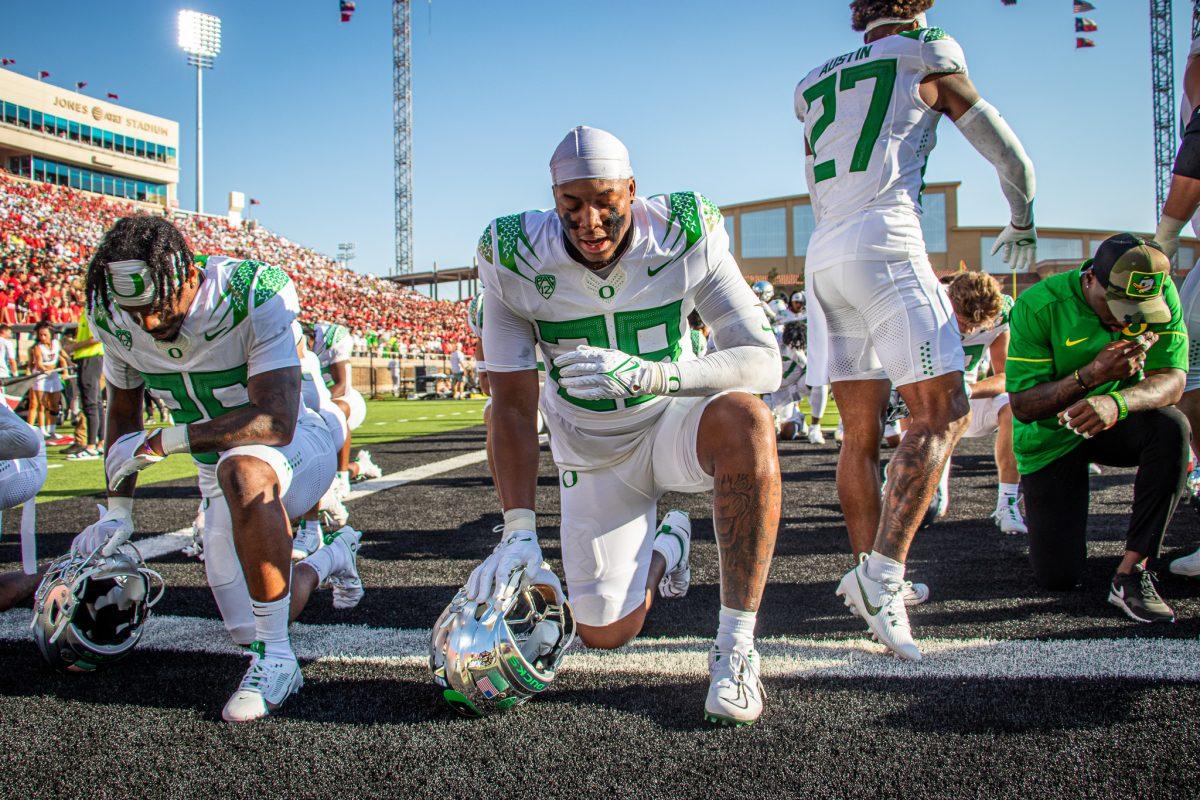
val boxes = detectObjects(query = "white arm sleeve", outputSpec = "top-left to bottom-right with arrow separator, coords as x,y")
660,249 -> 781,397
0,402 -> 40,460
954,99 -> 1036,227
481,290 -> 538,372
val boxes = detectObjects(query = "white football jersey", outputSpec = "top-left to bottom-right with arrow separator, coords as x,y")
960,293 -> 1013,383
779,343 -> 807,389
466,290 -> 485,338
478,192 -> 763,466
91,254 -> 302,465
311,322 -> 354,389
795,27 -> 968,266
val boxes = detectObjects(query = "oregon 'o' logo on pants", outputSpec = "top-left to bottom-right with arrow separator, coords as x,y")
561,470 -> 578,488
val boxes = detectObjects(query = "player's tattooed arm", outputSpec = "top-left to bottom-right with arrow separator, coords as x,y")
713,472 -> 779,612
106,383 -> 146,498
1010,341 -> 1145,423
186,366 -> 301,453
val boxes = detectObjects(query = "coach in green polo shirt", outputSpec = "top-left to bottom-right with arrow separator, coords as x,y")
1007,233 -> 1188,623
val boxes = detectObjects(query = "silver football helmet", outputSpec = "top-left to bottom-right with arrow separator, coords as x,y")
31,546 -> 165,673
430,567 -> 575,717
751,280 -> 774,302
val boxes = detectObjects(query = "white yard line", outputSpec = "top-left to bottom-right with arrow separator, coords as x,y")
2,608 -> 1196,680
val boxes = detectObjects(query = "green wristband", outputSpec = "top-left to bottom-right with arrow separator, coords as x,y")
1108,391 -> 1128,421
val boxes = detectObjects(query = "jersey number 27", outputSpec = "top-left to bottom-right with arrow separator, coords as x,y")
803,59 -> 897,183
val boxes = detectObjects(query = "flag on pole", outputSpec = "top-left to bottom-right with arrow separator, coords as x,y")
1076,37 -> 1096,48
0,59 -> 14,66
75,81 -> 87,90
106,92 -> 119,100
1075,17 -> 1098,32
1073,1 -> 1095,12
38,70 -> 50,79
1001,0 -> 1017,5
250,198 -> 261,206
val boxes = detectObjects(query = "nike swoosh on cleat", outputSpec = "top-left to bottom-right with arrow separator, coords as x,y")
854,570 -> 882,616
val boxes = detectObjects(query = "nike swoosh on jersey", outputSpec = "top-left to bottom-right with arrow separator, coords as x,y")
204,326 -> 232,342
1065,337 -> 1089,346
855,570 -> 882,616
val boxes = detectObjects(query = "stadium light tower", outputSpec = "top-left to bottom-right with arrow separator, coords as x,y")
178,10 -> 222,215
393,0 -> 413,275
1149,0 -> 1174,217
337,242 -> 357,270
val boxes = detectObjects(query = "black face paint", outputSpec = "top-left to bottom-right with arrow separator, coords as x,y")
601,206 -> 624,241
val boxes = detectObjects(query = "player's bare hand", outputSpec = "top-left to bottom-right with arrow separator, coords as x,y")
1058,395 -> 1119,438
1081,339 -> 1149,385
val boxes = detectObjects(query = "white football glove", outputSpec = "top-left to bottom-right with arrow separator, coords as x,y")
105,431 -> 165,491
990,223 -> 1038,272
466,530 -> 544,603
554,345 -> 670,401
71,501 -> 134,557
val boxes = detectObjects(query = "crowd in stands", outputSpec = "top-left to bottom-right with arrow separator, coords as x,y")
0,172 -> 474,356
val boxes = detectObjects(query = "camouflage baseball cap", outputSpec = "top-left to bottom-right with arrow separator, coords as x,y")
1088,233 -> 1171,325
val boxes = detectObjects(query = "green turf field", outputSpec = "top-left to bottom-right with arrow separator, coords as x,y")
41,398 -> 486,503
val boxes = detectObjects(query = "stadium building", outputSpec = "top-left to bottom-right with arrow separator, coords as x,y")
721,182 -> 1200,289
0,69 -> 178,206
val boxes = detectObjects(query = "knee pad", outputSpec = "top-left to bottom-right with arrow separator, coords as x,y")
319,402 -> 348,453
202,500 -> 254,645
0,451 -> 47,511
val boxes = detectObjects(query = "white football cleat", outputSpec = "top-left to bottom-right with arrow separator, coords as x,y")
992,498 -> 1028,535
354,450 -> 382,481
319,482 -> 350,529
326,526 -> 364,610
900,581 -> 929,606
834,425 -> 844,445
1088,463 -> 1103,476
807,425 -> 826,445
221,644 -> 303,723
835,555 -> 922,662
704,645 -> 764,726
291,522 -> 324,561
655,510 -> 691,599
1169,547 -> 1200,577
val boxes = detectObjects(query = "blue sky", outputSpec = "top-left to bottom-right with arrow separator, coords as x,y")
3,1 -> 1198,278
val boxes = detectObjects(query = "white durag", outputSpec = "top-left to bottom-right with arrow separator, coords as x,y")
864,11 -> 928,33
106,258 -> 158,307
550,126 -> 633,186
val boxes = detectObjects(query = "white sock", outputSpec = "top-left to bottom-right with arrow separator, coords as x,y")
865,550 -> 905,584
251,595 -> 293,660
809,385 -> 828,421
301,543 -> 341,583
300,518 -> 323,538
48,424 -> 57,436
337,470 -> 350,491
997,482 -> 1019,508
652,525 -> 684,573
716,605 -> 756,652
938,458 -> 951,495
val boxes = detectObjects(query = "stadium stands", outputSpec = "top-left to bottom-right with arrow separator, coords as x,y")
0,172 -> 473,355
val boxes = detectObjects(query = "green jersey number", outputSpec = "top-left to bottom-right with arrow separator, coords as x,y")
803,58 -> 898,183
139,366 -> 250,464
962,343 -> 986,375
537,300 -> 683,412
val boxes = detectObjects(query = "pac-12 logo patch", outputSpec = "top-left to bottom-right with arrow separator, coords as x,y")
535,274 -> 556,299
1126,270 -> 1163,298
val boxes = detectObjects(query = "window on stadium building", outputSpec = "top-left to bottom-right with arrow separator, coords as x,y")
0,96 -> 176,165
920,192 -> 947,253
792,204 -> 815,256
7,155 -> 166,203
980,235 -> 1082,274
740,208 -> 787,259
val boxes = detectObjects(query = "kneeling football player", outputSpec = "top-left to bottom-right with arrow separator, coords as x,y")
72,217 -> 363,722
469,127 -> 781,726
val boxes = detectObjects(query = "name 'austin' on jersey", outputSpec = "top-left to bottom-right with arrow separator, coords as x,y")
795,27 -> 966,266
476,191 -> 743,452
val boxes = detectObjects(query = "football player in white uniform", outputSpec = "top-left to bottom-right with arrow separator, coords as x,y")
795,0 -> 1036,660
472,127 -> 781,725
1154,33 -> 1200,577
929,274 -> 1025,533
74,217 -> 362,721
0,401 -> 47,610
309,322 -> 382,496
